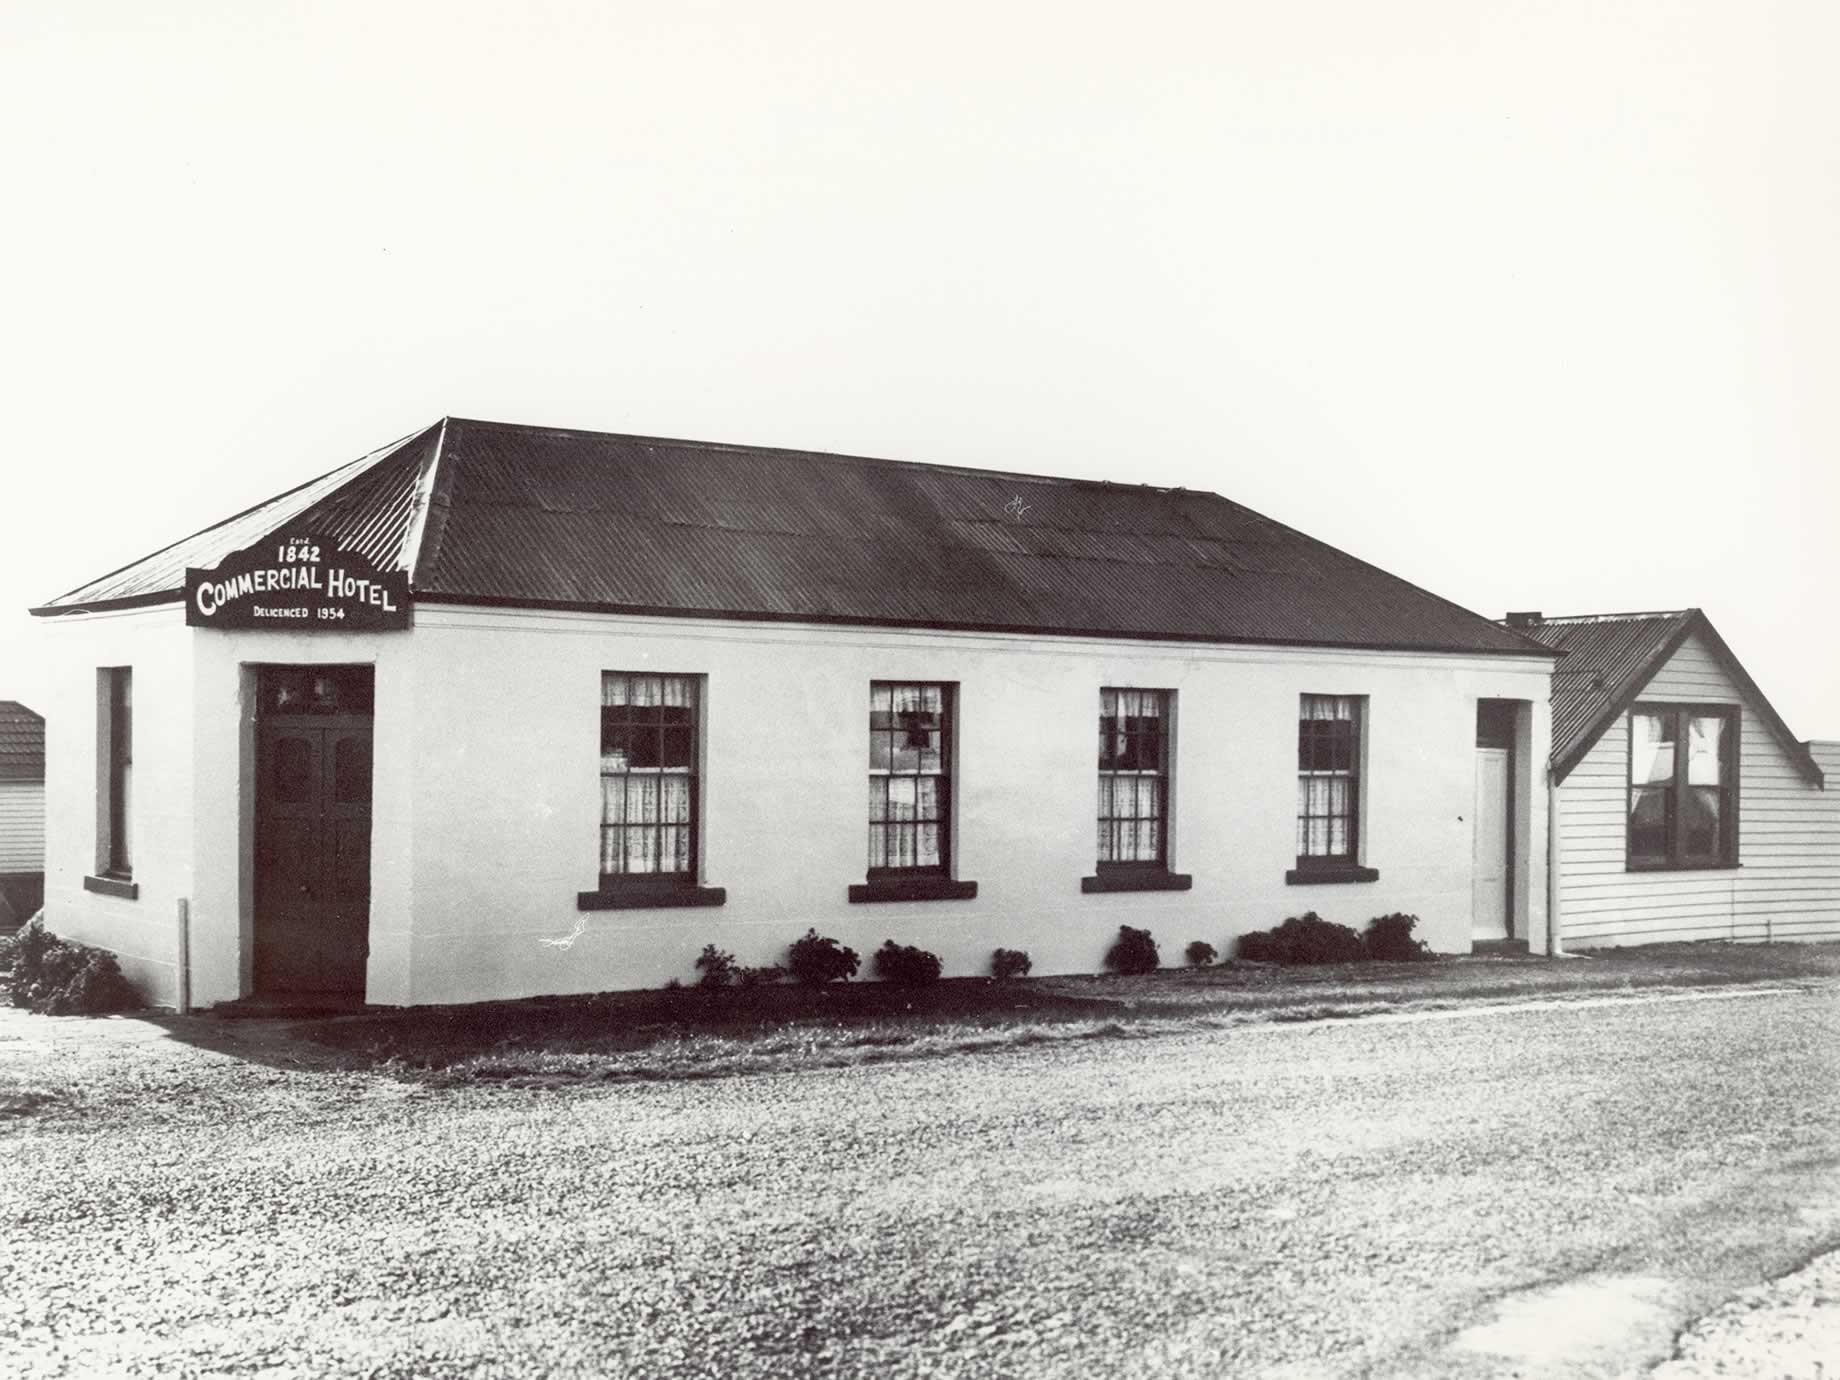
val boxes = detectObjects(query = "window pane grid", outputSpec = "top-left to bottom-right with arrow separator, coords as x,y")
869,682 -> 948,873
1629,706 -> 1736,866
1296,695 -> 1359,863
1098,688 -> 1170,865
600,673 -> 698,878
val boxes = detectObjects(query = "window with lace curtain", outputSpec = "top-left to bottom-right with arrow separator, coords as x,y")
1296,694 -> 1362,869
1097,688 -> 1170,869
599,673 -> 699,883
867,682 -> 951,875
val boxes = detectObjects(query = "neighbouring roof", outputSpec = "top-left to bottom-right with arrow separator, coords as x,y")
34,417 -> 1554,659
0,702 -> 45,783
1512,610 -> 1823,787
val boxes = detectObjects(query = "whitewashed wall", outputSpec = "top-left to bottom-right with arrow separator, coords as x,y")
38,606 -> 194,1004
1556,630 -> 1839,946
40,603 -> 1554,1007
394,607 -> 1553,1005
0,782 -> 44,872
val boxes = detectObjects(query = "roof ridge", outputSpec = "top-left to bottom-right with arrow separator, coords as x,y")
441,416 -> 1190,496
1534,609 -> 1697,625
404,418 -> 453,587
33,426 -> 431,610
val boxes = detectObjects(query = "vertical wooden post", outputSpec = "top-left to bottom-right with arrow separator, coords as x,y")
175,898 -> 191,1015
1546,772 -> 1564,956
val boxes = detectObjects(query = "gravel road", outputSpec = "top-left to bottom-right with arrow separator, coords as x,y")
2,985 -> 1837,1378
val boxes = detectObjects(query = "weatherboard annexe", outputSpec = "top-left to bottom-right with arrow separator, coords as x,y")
1550,624 -> 1839,946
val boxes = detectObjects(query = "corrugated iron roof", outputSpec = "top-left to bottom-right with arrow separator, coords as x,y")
409,419 -> 1550,655
1517,611 -> 1696,770
1514,610 -> 1823,786
35,416 -> 1553,658
0,701 -> 45,782
34,424 -> 438,612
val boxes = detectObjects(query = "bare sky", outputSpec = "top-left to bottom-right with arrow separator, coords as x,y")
3,1 -> 1835,734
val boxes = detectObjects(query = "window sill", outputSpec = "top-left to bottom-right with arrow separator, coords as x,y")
848,877 -> 979,904
1081,871 -> 1193,894
1285,864 -> 1380,886
576,884 -> 726,911
1625,860 -> 1741,873
83,874 -> 139,900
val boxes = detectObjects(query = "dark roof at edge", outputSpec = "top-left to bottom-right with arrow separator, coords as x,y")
0,701 -> 45,782
34,416 -> 1555,658
1513,610 -> 1824,786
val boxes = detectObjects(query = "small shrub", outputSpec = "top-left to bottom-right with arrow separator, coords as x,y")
874,940 -> 943,986
1104,925 -> 1160,976
785,929 -> 859,986
2,919 -> 142,1016
735,964 -> 787,989
991,948 -> 1032,981
1236,912 -> 1367,966
693,944 -> 739,990
1365,913 -> 1431,962
1184,940 -> 1217,968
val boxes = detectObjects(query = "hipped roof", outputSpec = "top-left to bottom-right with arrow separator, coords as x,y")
35,417 -> 1552,658
1514,609 -> 1823,787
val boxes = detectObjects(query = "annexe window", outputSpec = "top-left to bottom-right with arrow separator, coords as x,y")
102,667 -> 132,878
868,682 -> 950,875
600,673 -> 698,882
1296,694 -> 1361,866
1628,705 -> 1737,868
1098,688 -> 1170,868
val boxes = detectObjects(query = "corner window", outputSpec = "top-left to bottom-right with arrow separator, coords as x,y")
100,667 -> 132,879
599,673 -> 699,882
1296,694 -> 1362,867
868,682 -> 951,875
1097,688 -> 1171,868
1628,705 -> 1737,868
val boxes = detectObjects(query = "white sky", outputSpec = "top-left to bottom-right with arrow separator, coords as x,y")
3,1 -> 1835,735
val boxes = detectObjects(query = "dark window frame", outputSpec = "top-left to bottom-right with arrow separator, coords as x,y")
866,680 -> 954,881
596,672 -> 702,889
1294,693 -> 1364,873
103,666 -> 132,880
1626,702 -> 1740,871
1094,687 -> 1176,875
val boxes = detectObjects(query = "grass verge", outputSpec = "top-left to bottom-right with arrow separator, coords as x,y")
287,941 -> 1840,1087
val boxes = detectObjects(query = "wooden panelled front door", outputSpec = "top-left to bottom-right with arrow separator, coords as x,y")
255,711 -> 373,996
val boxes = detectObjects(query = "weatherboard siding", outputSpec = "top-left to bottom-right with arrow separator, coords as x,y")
0,782 -> 44,871
1558,631 -> 1839,946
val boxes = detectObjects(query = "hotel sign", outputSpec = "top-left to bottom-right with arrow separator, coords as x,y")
185,534 -> 411,630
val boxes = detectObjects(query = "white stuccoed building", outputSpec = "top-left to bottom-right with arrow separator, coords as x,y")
30,418 -> 1557,1008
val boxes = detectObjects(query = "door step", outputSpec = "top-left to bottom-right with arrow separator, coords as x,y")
208,993 -> 367,1019
1471,938 -> 1531,956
